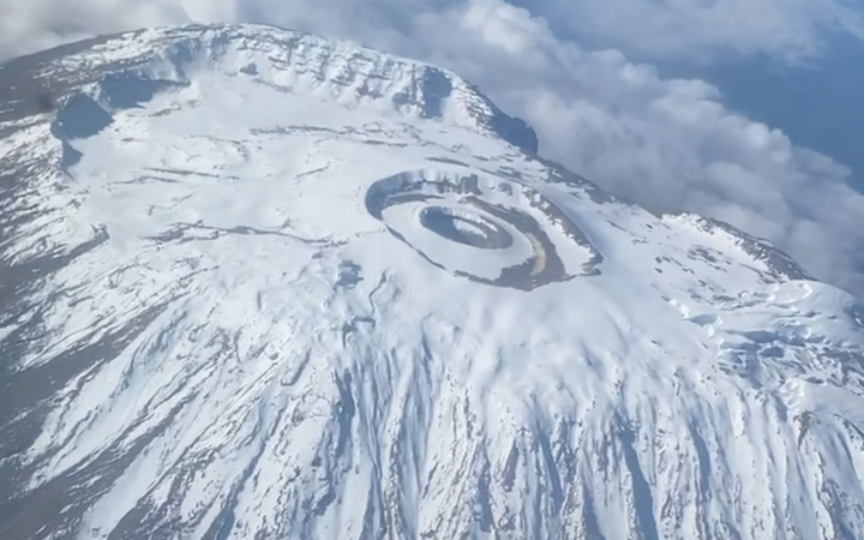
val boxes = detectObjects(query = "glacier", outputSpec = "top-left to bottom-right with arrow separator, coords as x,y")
0,23 -> 862,540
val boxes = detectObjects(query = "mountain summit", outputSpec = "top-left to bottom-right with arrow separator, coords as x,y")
0,23 -> 862,540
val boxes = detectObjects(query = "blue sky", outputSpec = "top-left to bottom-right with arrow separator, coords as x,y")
0,0 -> 862,294
675,33 -> 863,193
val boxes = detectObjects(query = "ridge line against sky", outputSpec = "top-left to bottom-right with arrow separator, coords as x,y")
0,0 -> 862,296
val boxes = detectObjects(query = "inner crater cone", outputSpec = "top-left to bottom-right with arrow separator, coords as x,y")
419,206 -> 513,249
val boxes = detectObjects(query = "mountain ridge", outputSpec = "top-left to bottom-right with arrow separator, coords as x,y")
1,23 -> 538,153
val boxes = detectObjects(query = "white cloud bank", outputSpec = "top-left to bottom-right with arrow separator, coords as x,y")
0,0 -> 862,295
507,0 -> 863,64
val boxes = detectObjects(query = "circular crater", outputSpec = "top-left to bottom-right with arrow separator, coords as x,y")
419,206 -> 513,250
364,169 -> 603,290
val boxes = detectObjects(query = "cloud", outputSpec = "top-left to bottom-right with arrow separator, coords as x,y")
409,0 -> 863,292
512,0 -> 863,64
0,0 -> 861,295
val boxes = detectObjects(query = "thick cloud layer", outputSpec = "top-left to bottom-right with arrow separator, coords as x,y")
1,0 -> 862,295
506,0 -> 863,63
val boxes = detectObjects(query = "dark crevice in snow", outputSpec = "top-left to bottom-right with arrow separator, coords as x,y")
618,426 -> 659,540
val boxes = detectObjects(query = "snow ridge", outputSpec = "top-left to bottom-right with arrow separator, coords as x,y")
2,23 -> 537,153
0,23 -> 861,540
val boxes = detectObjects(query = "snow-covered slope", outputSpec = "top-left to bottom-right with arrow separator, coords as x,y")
0,24 -> 861,540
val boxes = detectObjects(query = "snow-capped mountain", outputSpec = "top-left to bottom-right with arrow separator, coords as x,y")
0,24 -> 861,540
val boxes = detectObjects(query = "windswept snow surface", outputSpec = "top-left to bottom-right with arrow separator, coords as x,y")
0,24 -> 862,540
